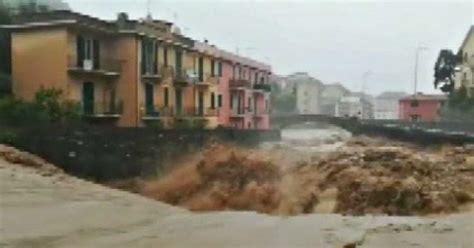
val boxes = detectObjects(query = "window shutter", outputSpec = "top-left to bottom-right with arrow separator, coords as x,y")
218,95 -> 222,107
76,35 -> 84,67
211,59 -> 215,76
141,39 -> 146,74
92,39 -> 100,69
154,41 -> 158,74
211,92 -> 215,109
218,61 -> 223,77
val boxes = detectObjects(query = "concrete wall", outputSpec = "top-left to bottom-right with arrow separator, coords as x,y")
9,124 -> 281,181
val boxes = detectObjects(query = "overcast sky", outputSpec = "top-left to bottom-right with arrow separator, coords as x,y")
64,0 -> 474,95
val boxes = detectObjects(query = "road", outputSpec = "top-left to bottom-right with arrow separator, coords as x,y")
1,157 -> 473,248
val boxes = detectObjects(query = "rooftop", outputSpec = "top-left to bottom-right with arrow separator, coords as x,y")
400,94 -> 447,101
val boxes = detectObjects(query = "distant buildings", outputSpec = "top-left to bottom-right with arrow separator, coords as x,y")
336,95 -> 373,119
289,73 -> 323,114
399,94 -> 446,122
374,91 -> 407,120
320,83 -> 351,116
454,25 -> 474,97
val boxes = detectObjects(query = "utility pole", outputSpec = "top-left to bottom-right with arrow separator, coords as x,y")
414,46 -> 428,95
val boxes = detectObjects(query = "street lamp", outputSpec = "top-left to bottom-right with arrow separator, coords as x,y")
414,46 -> 428,95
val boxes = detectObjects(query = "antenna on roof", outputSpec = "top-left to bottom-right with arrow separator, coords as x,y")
146,0 -> 151,17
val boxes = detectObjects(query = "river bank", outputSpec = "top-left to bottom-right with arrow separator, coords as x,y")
1,151 -> 473,248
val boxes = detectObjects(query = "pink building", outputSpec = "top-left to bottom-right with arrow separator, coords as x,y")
217,50 -> 272,129
399,94 -> 446,122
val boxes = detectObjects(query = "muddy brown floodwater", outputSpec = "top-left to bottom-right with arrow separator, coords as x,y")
118,123 -> 474,217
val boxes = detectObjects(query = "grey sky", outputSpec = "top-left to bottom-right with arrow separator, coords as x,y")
65,0 -> 473,95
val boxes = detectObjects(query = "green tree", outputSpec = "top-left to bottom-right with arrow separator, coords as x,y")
433,49 -> 460,93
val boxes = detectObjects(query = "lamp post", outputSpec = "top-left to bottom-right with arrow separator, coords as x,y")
414,46 -> 428,95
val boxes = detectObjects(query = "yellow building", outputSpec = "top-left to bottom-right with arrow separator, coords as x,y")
4,10 -> 222,128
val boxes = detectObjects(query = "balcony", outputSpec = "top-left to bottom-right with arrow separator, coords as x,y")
253,83 -> 272,93
230,78 -> 251,90
195,73 -> 218,87
142,106 -> 174,120
68,55 -> 121,78
141,63 -> 161,83
230,107 -> 246,118
83,100 -> 122,118
176,107 -> 218,118
174,69 -> 196,86
253,108 -> 268,118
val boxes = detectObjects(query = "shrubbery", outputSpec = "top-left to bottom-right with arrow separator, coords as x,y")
441,86 -> 474,121
0,87 -> 81,125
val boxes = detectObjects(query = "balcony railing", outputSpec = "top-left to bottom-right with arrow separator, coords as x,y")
174,69 -> 197,85
68,55 -> 122,77
83,100 -> 123,117
141,62 -> 160,81
143,106 -> 174,118
230,107 -> 246,117
229,78 -> 251,88
176,107 -> 218,117
253,83 -> 272,92
254,108 -> 268,117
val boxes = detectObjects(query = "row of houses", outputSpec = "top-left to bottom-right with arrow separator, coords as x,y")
1,10 -> 272,129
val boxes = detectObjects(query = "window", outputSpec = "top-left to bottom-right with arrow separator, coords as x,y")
210,92 -> 215,109
142,39 -> 157,75
254,72 -> 258,84
410,100 -> 419,107
218,61 -> 223,77
76,35 -> 99,69
218,94 -> 223,107
164,88 -> 169,107
211,59 -> 215,76
84,39 -> 93,60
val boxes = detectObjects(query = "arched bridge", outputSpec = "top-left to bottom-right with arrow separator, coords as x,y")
270,114 -> 354,129
270,114 -> 474,145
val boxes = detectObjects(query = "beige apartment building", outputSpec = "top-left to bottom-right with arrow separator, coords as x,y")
455,25 -> 474,97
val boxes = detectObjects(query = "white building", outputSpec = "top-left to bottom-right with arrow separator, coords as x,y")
289,73 -> 323,114
320,83 -> 351,116
336,96 -> 373,119
374,92 -> 407,120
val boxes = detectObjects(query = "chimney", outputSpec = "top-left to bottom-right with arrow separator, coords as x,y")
117,12 -> 129,29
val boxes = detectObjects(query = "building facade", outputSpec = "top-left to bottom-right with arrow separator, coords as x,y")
288,73 -> 323,114
374,91 -> 407,120
320,83 -> 351,116
3,10 -> 272,129
399,94 -> 446,122
454,26 -> 474,97
336,96 -> 373,119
